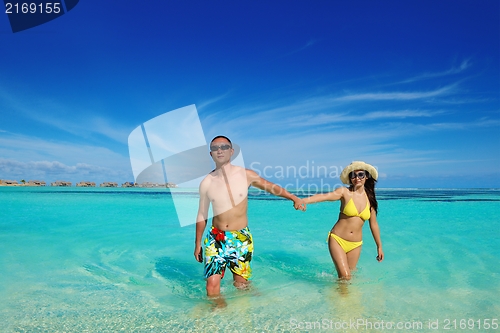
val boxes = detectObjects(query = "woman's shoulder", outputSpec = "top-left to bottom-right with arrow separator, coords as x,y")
333,186 -> 349,199
337,185 -> 353,194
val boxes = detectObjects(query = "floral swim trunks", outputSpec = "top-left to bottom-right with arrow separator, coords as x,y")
204,226 -> 253,280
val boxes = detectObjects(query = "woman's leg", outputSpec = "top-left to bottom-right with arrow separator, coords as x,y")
346,245 -> 362,272
328,236 -> 351,280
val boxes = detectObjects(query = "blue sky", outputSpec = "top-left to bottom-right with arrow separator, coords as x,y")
1,1 -> 499,188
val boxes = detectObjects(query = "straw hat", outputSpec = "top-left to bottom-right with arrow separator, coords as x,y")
340,161 -> 378,184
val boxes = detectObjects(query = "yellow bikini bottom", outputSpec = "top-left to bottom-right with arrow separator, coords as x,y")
328,232 -> 363,253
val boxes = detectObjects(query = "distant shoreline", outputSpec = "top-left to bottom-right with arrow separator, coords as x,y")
0,185 -> 498,191
0,181 -> 177,188
0,184 -> 178,188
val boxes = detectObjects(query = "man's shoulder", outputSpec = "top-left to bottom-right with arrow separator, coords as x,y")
229,164 -> 245,172
199,172 -> 215,188
227,165 -> 251,178
244,168 -> 258,177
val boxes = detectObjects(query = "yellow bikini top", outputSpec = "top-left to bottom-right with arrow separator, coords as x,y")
342,197 -> 371,220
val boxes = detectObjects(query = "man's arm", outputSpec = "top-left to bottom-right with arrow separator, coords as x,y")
194,178 -> 210,262
246,169 -> 303,210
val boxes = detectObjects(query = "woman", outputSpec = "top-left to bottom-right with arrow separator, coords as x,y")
303,161 -> 384,279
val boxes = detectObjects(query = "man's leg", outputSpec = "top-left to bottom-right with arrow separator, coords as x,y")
228,228 -> 253,289
203,228 -> 225,296
232,273 -> 250,290
206,273 -> 227,308
206,274 -> 223,296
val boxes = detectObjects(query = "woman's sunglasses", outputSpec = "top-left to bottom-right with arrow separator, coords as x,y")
349,171 -> 366,179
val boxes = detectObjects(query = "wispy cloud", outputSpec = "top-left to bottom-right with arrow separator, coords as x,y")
0,159 -> 108,175
35,110 -> 131,143
203,81 -> 462,132
0,86 -> 131,143
284,109 -> 447,126
26,110 -> 131,143
270,39 -> 319,61
0,158 -> 131,183
205,91 -> 453,131
398,59 -> 472,84
364,110 -> 445,119
197,92 -> 231,111
416,117 -> 500,131
200,72 -> 497,183
0,133 -> 131,169
285,39 -> 318,56
334,84 -> 458,102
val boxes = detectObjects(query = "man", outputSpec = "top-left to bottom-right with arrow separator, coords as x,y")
194,135 -> 303,297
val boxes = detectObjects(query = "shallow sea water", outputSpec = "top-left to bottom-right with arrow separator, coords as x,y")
1,187 -> 499,332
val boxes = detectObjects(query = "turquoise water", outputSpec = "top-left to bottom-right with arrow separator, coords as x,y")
1,187 -> 499,332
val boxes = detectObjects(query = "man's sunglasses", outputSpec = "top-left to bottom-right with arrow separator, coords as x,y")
349,171 -> 366,179
210,144 -> 232,152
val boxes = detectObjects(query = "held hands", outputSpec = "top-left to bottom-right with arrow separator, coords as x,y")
293,198 -> 306,211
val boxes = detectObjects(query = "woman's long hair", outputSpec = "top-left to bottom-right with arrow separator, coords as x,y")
364,174 -> 378,215
350,171 -> 378,214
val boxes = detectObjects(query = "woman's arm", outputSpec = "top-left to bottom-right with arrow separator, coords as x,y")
246,169 -> 304,210
303,186 -> 344,204
368,209 -> 384,262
